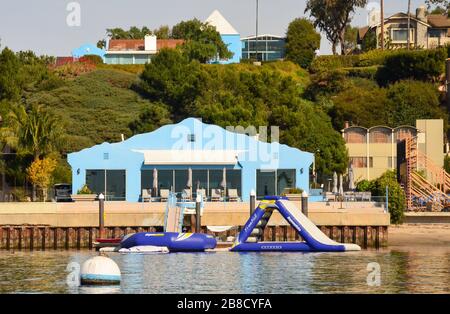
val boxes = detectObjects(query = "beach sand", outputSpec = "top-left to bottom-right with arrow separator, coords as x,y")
389,224 -> 450,250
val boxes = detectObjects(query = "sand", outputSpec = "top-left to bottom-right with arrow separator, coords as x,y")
389,223 -> 450,250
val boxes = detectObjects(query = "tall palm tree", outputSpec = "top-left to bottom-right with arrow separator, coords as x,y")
0,104 -> 63,200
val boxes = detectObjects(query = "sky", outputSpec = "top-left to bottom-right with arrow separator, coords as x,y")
0,0 -> 438,56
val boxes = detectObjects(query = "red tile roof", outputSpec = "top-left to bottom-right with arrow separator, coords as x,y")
427,14 -> 450,28
108,39 -> 184,51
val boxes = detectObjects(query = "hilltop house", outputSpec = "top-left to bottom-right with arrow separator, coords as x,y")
358,6 -> 450,49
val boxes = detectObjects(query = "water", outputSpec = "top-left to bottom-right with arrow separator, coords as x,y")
0,247 -> 448,294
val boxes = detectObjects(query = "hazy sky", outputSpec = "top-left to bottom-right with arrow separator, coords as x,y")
0,0 -> 436,56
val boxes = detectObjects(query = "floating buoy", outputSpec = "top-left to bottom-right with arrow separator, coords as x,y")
80,255 -> 121,285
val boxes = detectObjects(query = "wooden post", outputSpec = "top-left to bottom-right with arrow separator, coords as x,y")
6,227 -> 10,250
250,189 -> 256,216
88,228 -> 93,250
29,228 -> 34,251
18,228 -> 22,250
41,228 -> 46,251
301,191 -> 308,216
195,195 -> 201,233
98,193 -> 105,238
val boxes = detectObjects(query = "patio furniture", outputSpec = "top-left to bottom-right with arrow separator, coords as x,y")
182,188 -> 192,201
211,188 -> 223,202
196,189 -> 207,201
344,191 -> 355,202
325,192 -> 336,202
228,189 -> 239,202
362,191 -> 371,201
160,189 -> 170,202
142,189 -> 152,202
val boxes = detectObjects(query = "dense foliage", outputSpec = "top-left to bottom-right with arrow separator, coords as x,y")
356,171 -> 405,224
285,18 -> 321,68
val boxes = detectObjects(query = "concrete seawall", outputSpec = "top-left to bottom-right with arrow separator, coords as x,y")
0,201 -> 390,250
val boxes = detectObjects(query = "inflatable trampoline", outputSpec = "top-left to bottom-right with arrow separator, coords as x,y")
120,232 -> 217,252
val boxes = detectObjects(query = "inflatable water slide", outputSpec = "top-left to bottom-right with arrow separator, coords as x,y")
231,196 -> 361,252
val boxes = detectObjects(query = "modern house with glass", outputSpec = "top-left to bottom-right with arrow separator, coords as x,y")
67,118 -> 313,202
241,34 -> 286,61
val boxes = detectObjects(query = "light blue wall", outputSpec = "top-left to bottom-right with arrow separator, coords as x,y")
72,44 -> 106,60
68,118 -> 313,202
218,34 -> 242,64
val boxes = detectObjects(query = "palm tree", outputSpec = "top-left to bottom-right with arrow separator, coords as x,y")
0,104 -> 63,200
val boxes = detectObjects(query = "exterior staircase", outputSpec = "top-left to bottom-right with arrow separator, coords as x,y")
405,137 -> 450,211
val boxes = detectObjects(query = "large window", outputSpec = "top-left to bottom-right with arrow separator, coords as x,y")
391,28 -> 413,43
257,170 -> 276,198
277,169 -> 296,195
140,168 -> 242,199
86,169 -> 126,201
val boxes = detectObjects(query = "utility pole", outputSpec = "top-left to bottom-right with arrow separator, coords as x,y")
407,0 -> 411,50
255,0 -> 259,62
380,0 -> 384,50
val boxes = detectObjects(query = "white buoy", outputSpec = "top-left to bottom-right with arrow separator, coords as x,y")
80,255 -> 121,285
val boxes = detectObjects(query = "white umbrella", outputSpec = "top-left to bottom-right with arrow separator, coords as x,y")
339,174 -> 344,196
220,168 -> 227,189
152,168 -> 158,197
332,172 -> 338,194
186,168 -> 192,188
348,164 -> 355,191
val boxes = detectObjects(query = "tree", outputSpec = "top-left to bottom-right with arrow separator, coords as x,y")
1,104 -> 63,200
172,19 -> 233,62
153,25 -> 171,39
343,25 -> 358,54
106,26 -> 151,39
361,29 -> 376,52
285,18 -> 321,69
26,157 -> 57,202
0,47 -> 21,101
129,102 -> 172,134
305,0 -> 367,55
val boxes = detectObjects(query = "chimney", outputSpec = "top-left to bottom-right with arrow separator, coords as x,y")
344,121 -> 350,129
144,34 -> 157,52
416,5 -> 426,22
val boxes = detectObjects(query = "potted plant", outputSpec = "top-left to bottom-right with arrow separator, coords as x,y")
282,187 -> 304,202
70,184 -> 97,202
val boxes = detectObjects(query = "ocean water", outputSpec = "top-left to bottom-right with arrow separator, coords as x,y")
0,247 -> 448,294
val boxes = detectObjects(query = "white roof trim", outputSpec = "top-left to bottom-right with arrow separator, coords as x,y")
241,34 -> 285,40
205,10 -> 239,35
105,51 -> 156,55
133,149 -> 243,165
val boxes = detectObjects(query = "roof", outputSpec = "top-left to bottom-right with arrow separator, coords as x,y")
241,34 -> 285,40
108,39 -> 184,51
205,10 -> 239,35
134,150 -> 243,165
427,14 -> 450,28
358,26 -> 369,40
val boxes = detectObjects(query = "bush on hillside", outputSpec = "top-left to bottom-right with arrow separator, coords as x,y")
376,48 -> 446,86
285,18 -> 321,69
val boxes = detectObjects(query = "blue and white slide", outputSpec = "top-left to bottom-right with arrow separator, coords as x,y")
231,196 -> 361,252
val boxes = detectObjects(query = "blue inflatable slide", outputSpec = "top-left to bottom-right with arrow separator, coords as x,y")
231,196 -> 361,252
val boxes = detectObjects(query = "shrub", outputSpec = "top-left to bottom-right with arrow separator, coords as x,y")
79,54 -> 104,65
77,184 -> 92,195
344,66 -> 379,79
357,171 -> 405,224
285,18 -> 321,69
309,55 -> 360,73
376,48 -> 446,86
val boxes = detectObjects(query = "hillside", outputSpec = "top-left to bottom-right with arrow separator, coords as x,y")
27,68 -> 152,152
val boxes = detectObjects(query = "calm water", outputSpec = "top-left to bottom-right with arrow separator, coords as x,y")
0,247 -> 448,294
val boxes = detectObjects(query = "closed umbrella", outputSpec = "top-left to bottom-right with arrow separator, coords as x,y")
348,164 -> 355,191
152,168 -> 158,197
332,172 -> 338,194
339,174 -> 344,196
220,168 -> 227,190
186,168 -> 192,188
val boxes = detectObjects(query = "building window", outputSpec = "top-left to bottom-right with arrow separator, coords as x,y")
391,28 -> 413,43
187,134 -> 196,142
369,129 -> 392,143
350,157 -> 369,168
192,169 -> 208,195
103,153 -> 109,160
174,169 -> 189,194
226,169 -> 242,198
86,169 -> 126,201
344,129 -> 366,143
256,169 -> 296,198
158,170 -> 174,192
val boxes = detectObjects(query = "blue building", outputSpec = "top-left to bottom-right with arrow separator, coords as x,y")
67,118 -> 313,202
205,10 -> 242,64
72,43 -> 106,60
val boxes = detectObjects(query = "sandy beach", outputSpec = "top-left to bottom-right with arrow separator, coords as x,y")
389,224 -> 450,250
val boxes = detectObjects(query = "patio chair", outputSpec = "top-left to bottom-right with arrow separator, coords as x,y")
160,189 -> 170,202
325,192 -> 336,202
196,189 -> 207,202
228,189 -> 239,202
142,189 -> 152,202
211,188 -> 223,202
182,188 -> 192,201
362,192 -> 371,201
